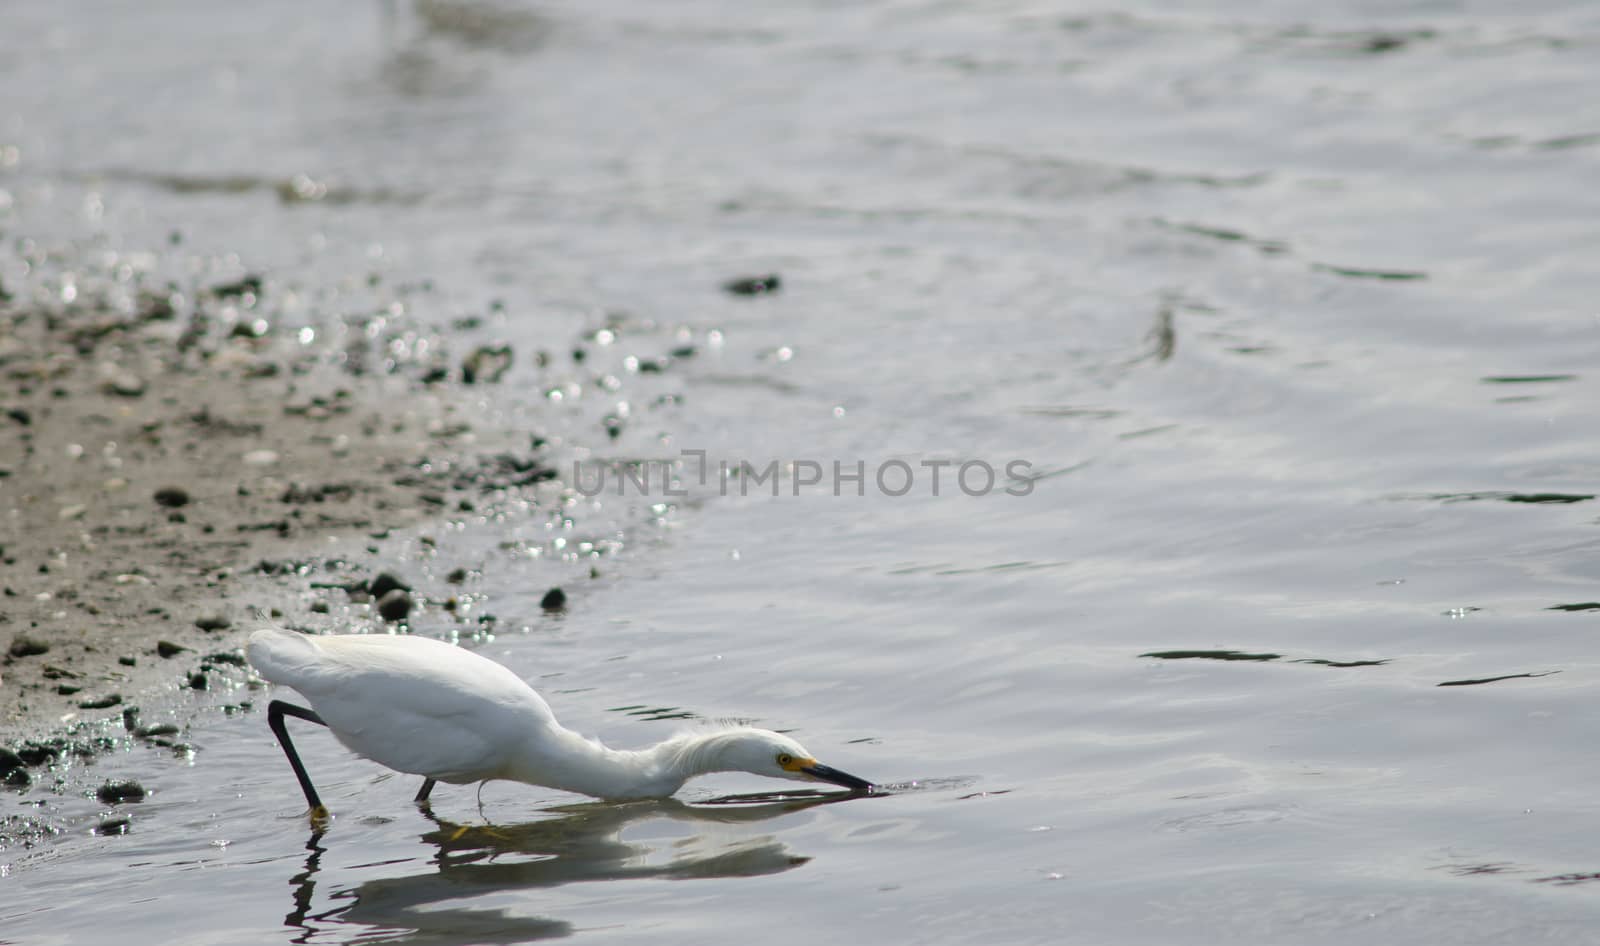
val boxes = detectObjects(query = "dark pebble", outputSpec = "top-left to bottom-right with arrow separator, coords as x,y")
540,587 -> 567,611
310,600 -> 330,613
153,486 -> 191,508
8,634 -> 50,658
119,655 -> 137,666
94,816 -> 130,835
122,707 -> 141,731
368,571 -> 411,598
17,742 -> 61,766
205,651 -> 247,667
669,345 -> 698,359
56,684 -> 82,696
722,273 -> 782,296
462,344 -> 513,384
377,589 -> 413,622
194,614 -> 231,632
445,567 -> 468,584
0,748 -> 23,776
135,723 -> 180,738
188,671 -> 208,690
97,779 -> 147,804
156,640 -> 187,658
210,274 -> 263,298
79,693 -> 123,709
3,768 -> 29,789
6,407 -> 31,426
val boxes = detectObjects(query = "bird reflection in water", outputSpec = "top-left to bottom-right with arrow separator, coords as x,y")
284,789 -> 857,943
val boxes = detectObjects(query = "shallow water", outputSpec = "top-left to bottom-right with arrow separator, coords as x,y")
7,1 -> 1600,942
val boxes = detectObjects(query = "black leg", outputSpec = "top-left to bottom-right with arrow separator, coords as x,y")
415,778 -> 437,803
268,699 -> 328,813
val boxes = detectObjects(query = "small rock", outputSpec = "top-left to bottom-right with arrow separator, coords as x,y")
243,449 -> 280,466
102,373 -> 147,398
462,344 -> 513,384
194,614 -> 231,632
722,273 -> 782,296
8,634 -> 49,658
122,707 -> 141,731
209,274 -> 263,298
17,742 -> 61,766
153,486 -> 191,508
6,407 -> 31,426
540,587 -> 567,611
368,572 -> 411,598
79,693 -> 123,710
445,567 -> 468,584
93,816 -> 130,835
156,640 -> 187,658
377,589 -> 413,622
310,600 -> 330,614
96,779 -> 146,804
119,655 -> 137,667
4,768 -> 30,789
135,723 -> 180,738
0,748 -> 23,777
56,684 -> 82,696
188,671 -> 208,690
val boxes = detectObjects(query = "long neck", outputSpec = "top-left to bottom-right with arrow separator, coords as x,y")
508,725 -> 739,800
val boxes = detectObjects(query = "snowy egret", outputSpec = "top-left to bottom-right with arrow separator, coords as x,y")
247,628 -> 873,814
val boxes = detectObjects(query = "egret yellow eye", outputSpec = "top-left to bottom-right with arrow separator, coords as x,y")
777,753 -> 794,767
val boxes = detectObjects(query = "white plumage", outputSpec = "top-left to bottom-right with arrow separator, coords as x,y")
247,627 -> 872,811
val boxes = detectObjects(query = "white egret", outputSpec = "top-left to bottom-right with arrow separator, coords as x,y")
247,627 -> 873,815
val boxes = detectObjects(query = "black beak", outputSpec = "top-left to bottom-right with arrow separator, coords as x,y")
802,762 -> 873,792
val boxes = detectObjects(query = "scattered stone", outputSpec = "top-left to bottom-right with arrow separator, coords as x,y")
93,816 -> 130,835
56,684 -> 82,696
377,589 -> 413,622
78,693 -> 122,709
722,273 -> 782,296
118,655 -> 137,667
0,748 -> 23,778
4,768 -> 31,789
204,651 -> 247,667
540,587 -> 567,611
101,373 -> 148,398
194,614 -> 231,632
368,571 -> 411,599
122,707 -> 141,731
153,486 -> 191,508
6,407 -> 31,426
188,671 -> 208,690
445,567 -> 468,584
8,634 -> 49,658
135,723 -> 180,738
96,779 -> 147,804
17,742 -> 60,766
209,274 -> 263,298
156,640 -> 187,658
310,600 -> 330,613
462,344 -> 513,384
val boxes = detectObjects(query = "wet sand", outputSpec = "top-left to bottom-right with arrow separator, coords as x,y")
0,246 -> 547,780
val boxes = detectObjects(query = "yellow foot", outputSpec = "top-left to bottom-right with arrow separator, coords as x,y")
308,804 -> 331,825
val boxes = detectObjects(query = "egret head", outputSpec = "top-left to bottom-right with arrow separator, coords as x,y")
716,728 -> 873,792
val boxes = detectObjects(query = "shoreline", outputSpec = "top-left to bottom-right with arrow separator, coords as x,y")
0,241 -> 556,790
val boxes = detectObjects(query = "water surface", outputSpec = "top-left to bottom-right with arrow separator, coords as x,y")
6,1 -> 1600,943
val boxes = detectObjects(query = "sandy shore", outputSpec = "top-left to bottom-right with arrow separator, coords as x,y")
0,247 -> 553,783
